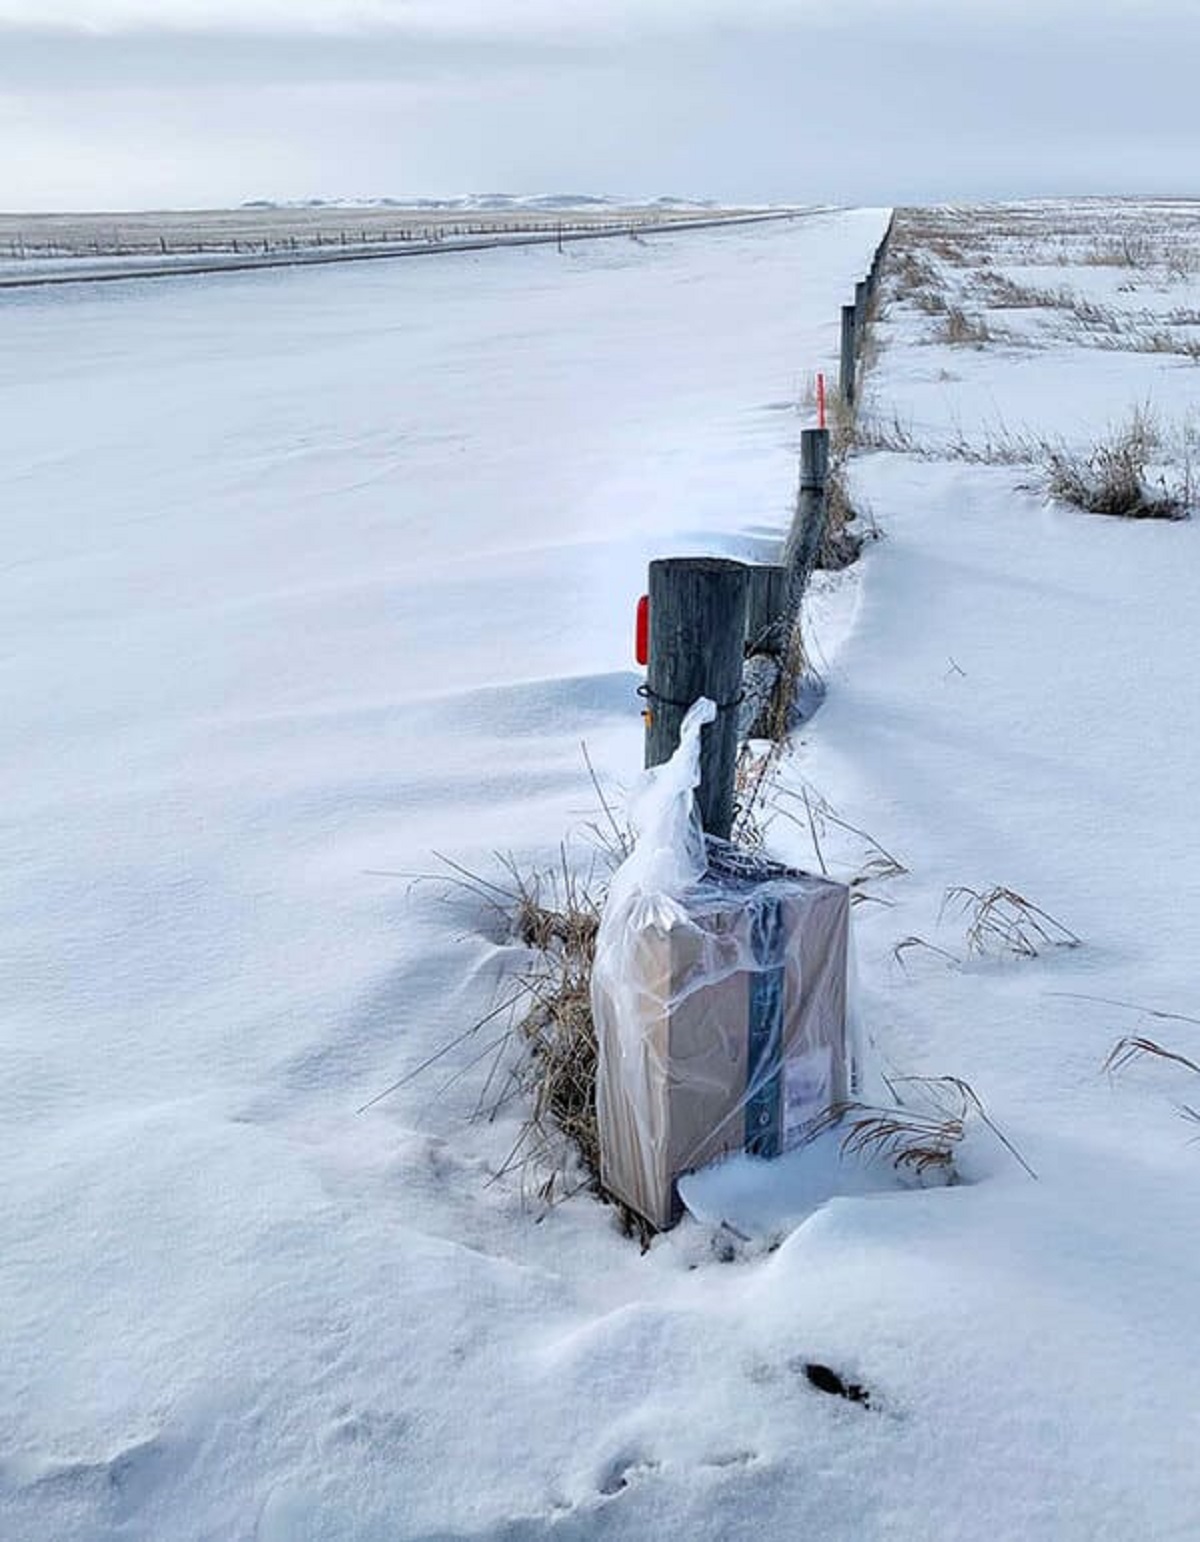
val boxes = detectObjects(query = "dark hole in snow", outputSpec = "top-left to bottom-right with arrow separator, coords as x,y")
802,1361 -> 871,1407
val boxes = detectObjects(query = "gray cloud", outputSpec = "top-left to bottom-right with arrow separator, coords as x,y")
3,1 -> 811,38
2,3 -> 1199,210
0,0 -> 1174,40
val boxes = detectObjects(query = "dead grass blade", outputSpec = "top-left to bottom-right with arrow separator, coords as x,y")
357,989 -> 526,1114
1047,990 -> 1200,1029
892,935 -> 960,971
1103,1035 -> 1200,1080
580,739 -> 632,863
1102,1029 -> 1200,1142
731,739 -> 783,849
775,788 -> 906,894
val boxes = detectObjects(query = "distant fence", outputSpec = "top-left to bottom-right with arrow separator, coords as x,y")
638,213 -> 895,837
6,214 -> 684,262
0,209 -> 809,291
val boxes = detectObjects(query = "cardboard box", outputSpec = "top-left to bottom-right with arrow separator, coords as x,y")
595,842 -> 850,1230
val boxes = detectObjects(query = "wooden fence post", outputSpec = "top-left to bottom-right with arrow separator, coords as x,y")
839,304 -> 857,404
743,433 -> 831,741
854,279 -> 870,332
745,564 -> 789,656
784,429 -> 832,590
645,557 -> 749,840
741,563 -> 790,740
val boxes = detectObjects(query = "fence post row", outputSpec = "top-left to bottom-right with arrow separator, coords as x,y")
640,216 -> 893,831
839,214 -> 894,405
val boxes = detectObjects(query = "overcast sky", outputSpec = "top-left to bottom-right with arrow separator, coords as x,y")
2,1 -> 1199,211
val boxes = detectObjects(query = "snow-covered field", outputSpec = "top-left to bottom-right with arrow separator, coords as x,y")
778,199 -> 1200,1539
0,201 -> 804,288
0,194 -> 766,257
7,196 -> 1200,1541
1,210 -> 888,1541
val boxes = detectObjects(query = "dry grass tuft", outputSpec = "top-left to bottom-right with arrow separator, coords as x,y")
1104,328 -> 1200,362
386,846 -> 613,1211
1042,406 -> 1187,520
943,884 -> 1081,959
365,754 -> 643,1220
1081,232 -> 1157,268
826,385 -> 859,462
892,210 -> 979,268
815,1100 -> 962,1177
939,305 -> 994,347
855,411 -> 921,455
912,288 -> 948,315
506,871 -> 604,1196
758,624 -> 808,745
891,935 -> 960,971
891,249 -> 942,301
810,1072 -> 1036,1181
972,272 -> 1071,310
1065,297 -> 1125,332
819,461 -> 876,571
888,252 -> 943,316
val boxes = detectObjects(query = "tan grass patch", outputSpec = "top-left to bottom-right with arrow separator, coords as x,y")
1041,405 -> 1187,520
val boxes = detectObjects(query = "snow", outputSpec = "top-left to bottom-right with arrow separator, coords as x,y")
765,199 -> 1200,1537
7,195 -> 1200,1541
2,211 -> 893,1541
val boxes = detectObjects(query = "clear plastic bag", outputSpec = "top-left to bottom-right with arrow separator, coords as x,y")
592,700 -> 853,1230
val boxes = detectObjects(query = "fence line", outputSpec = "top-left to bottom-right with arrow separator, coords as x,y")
639,213 -> 895,826
0,209 -> 808,291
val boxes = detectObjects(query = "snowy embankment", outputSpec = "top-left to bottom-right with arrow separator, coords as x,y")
1,212 -> 889,1541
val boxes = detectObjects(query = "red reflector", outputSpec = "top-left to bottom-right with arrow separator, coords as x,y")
635,594 -> 649,666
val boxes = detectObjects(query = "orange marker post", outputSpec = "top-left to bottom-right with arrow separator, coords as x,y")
816,372 -> 827,431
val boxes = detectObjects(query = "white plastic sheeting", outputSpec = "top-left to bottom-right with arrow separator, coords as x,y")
592,701 -> 853,1229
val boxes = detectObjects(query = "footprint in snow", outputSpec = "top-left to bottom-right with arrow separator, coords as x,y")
596,1448 -> 660,1497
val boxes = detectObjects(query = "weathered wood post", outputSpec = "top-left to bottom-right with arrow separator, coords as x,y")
784,429 -> 832,588
839,303 -> 857,405
745,429 -> 831,739
741,563 -> 789,739
745,433 -> 831,742
745,564 -> 790,656
854,279 -> 870,332
644,557 -> 749,840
